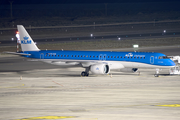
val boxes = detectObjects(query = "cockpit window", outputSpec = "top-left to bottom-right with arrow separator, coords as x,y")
158,56 -> 163,59
163,56 -> 169,59
159,56 -> 169,59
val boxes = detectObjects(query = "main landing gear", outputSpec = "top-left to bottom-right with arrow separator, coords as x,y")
154,68 -> 159,77
81,67 -> 90,77
81,71 -> 89,76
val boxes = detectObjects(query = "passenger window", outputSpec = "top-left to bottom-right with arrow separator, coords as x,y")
71,55 -> 73,57
64,55 -> 66,57
67,55 -> 69,57
61,55 -> 63,57
108,56 -> 110,58
114,56 -> 116,58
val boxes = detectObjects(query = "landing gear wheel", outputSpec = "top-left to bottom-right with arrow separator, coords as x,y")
81,71 -> 89,77
81,72 -> 85,76
154,74 -> 159,77
86,73 -> 89,76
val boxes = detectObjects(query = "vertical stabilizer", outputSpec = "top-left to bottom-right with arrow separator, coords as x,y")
17,25 -> 39,51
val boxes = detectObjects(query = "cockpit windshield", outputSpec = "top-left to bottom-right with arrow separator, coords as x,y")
158,56 -> 169,59
163,56 -> 169,59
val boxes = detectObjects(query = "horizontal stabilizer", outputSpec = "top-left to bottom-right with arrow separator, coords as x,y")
3,52 -> 31,56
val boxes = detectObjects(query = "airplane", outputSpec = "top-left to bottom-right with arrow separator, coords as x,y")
5,25 -> 176,77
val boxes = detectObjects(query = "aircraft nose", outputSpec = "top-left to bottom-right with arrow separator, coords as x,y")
169,60 -> 176,66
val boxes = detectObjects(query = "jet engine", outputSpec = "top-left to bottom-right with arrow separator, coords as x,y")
90,64 -> 110,74
120,68 -> 138,73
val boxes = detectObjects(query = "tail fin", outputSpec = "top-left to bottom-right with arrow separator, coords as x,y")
17,25 -> 39,51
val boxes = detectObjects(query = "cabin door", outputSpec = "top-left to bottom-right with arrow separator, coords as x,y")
150,56 -> 154,64
40,53 -> 44,59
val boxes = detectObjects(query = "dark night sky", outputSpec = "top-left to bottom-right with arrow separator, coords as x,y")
0,0 -> 180,4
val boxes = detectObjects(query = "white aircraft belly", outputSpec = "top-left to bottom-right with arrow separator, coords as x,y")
40,59 -> 173,69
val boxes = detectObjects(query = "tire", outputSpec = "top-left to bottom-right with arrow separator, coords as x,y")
86,73 -> 89,76
81,72 -> 89,77
154,74 -> 159,77
81,72 -> 85,76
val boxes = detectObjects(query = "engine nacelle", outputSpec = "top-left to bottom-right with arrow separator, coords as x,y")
90,64 -> 110,75
120,68 -> 138,73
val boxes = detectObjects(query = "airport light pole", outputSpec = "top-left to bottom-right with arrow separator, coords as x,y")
94,22 -> 95,29
9,1 -> 13,19
104,3 -> 108,16
16,31 -> 20,52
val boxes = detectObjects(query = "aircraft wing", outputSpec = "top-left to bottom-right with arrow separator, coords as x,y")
42,59 -> 108,67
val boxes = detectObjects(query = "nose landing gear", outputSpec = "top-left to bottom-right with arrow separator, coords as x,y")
154,68 -> 159,77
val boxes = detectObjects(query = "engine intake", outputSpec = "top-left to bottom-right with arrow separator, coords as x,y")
90,64 -> 110,75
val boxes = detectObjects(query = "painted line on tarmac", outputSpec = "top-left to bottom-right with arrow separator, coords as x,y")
14,116 -> 76,120
156,104 -> 180,107
0,83 -> 25,89
52,81 -> 64,87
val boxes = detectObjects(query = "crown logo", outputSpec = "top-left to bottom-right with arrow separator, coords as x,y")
23,36 -> 29,40
21,36 -> 31,44
125,53 -> 133,57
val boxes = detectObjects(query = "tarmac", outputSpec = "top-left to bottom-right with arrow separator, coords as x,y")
0,46 -> 180,120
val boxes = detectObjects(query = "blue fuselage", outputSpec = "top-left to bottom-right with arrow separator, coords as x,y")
22,50 -> 175,67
